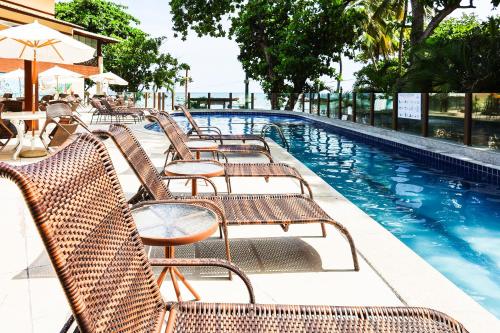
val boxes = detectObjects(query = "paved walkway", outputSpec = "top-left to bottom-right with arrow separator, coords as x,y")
0,110 -> 497,332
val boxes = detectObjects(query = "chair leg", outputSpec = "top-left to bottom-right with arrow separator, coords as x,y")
221,224 -> 233,280
324,220 -> 359,271
321,223 -> 327,237
225,175 -> 232,193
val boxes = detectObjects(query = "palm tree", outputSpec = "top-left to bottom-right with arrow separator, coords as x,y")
354,0 -> 406,67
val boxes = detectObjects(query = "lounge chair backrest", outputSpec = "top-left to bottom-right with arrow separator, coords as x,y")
177,104 -> 202,134
94,124 -> 174,201
152,112 -> 195,161
0,134 -> 165,332
91,99 -> 106,112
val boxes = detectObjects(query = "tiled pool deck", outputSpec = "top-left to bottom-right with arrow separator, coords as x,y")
0,110 -> 498,332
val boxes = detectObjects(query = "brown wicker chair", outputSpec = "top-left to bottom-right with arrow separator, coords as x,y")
101,99 -> 144,122
93,124 -> 359,271
148,112 -> 312,196
39,103 -> 89,150
177,104 -> 270,150
176,105 -> 274,162
0,134 -> 469,333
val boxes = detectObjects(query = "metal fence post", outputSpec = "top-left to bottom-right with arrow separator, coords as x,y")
207,92 -> 211,109
251,93 -> 255,109
352,92 -> 357,122
326,93 -> 331,117
317,93 -> 321,115
392,93 -> 398,130
338,92 -> 342,119
228,92 -> 232,109
309,92 -> 313,113
464,93 -> 473,145
370,92 -> 375,126
422,93 -> 429,137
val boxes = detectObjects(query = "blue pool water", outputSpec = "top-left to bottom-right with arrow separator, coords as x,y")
150,113 -> 500,318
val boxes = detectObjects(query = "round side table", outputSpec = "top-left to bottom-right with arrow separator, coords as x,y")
164,160 -> 225,195
132,202 -> 219,301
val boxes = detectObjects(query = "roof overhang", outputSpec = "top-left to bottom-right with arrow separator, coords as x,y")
73,28 -> 119,44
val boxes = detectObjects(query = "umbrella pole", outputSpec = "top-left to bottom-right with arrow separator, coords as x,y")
20,48 -> 47,158
32,49 -> 37,135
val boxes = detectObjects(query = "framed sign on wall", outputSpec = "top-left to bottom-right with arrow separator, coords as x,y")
398,93 -> 421,120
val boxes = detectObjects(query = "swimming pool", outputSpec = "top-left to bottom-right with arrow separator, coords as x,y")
148,112 -> 500,318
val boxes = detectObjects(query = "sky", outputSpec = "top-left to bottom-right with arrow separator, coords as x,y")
106,0 -> 496,93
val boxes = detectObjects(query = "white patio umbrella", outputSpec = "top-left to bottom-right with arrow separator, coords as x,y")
39,66 -> 83,94
0,21 -> 95,109
0,20 -> 95,156
89,72 -> 128,86
0,68 -> 24,95
89,72 -> 128,94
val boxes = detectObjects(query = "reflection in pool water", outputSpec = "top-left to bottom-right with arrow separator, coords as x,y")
148,113 -> 500,318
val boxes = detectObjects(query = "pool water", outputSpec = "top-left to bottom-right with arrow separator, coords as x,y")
152,113 -> 500,318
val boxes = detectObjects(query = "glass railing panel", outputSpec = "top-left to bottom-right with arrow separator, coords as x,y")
356,93 -> 371,124
374,93 -> 393,129
397,93 -> 422,136
472,93 -> 500,150
329,93 -> 340,118
429,93 -> 465,144
342,92 -> 353,121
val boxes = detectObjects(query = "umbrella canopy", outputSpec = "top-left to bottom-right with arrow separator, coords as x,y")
0,21 -> 95,64
39,66 -> 84,95
89,72 -> 128,86
39,66 -> 83,79
0,68 -> 24,79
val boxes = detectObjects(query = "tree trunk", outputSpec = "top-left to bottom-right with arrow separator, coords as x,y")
398,0 -> 408,74
409,0 -> 425,50
336,55 -> 343,93
286,80 -> 306,110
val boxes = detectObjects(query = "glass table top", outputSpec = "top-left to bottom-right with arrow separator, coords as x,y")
131,203 -> 218,245
164,161 -> 225,176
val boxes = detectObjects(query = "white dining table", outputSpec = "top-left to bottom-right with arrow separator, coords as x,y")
1,111 -> 46,160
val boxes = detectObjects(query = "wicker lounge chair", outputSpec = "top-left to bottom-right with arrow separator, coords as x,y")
93,124 -> 359,271
177,104 -> 270,149
176,105 -> 274,162
148,113 -> 312,195
39,103 -> 89,150
102,99 -> 145,121
0,134 -> 469,333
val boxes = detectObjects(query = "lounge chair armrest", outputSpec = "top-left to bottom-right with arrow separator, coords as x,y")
160,175 -> 218,195
150,257 -> 255,303
188,134 -> 220,143
167,158 -> 225,168
198,126 -> 222,135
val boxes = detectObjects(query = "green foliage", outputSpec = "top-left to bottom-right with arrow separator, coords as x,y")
171,0 -> 363,108
170,0 -> 244,39
353,59 -> 401,92
55,0 -> 188,92
55,0 -> 139,39
402,15 -> 500,92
